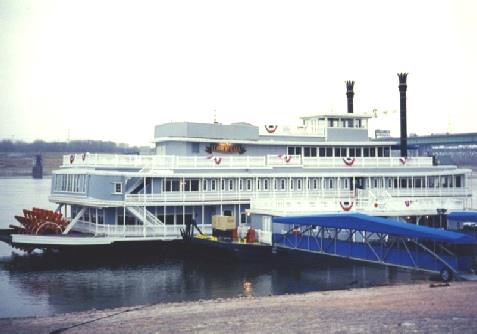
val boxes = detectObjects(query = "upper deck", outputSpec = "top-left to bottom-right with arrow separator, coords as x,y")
63,153 -> 434,171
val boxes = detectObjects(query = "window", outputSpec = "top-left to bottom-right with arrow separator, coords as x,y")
184,179 -> 199,191
165,180 -> 180,191
383,147 -> 390,157
290,179 -> 294,190
363,147 -> 370,157
239,179 -> 243,191
304,147 -> 311,157
263,179 -> 269,190
349,148 -> 356,157
326,147 -> 333,157
229,179 -> 234,190
319,147 -> 326,157
246,179 -> 252,191
97,209 -> 104,224
287,146 -> 302,155
221,179 -> 226,191
355,148 -> 362,157
377,147 -> 384,157
257,179 -> 261,190
370,147 -> 376,157
203,180 -> 207,191
297,179 -> 302,190
211,179 -> 217,191
223,210 -> 232,216
310,147 -> 317,157
53,174 -> 87,193
191,143 -> 200,153
114,182 -> 122,194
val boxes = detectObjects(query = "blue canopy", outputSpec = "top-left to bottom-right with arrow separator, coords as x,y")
273,213 -> 476,244
448,211 -> 477,222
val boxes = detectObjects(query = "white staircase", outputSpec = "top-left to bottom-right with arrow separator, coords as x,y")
126,207 -> 164,226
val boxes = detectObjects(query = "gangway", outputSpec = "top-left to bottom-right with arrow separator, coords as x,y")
272,213 -> 477,281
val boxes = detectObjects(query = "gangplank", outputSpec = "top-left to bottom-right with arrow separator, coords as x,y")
272,213 -> 477,281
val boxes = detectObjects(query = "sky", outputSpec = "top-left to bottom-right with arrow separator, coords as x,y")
0,0 -> 476,146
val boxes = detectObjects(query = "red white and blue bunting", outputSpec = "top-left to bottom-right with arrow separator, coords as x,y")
207,155 -> 222,165
399,157 -> 409,165
343,157 -> 355,166
265,125 -> 278,133
278,154 -> 292,163
339,201 -> 354,211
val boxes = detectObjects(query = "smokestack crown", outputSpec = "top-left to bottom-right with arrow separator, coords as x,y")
398,73 -> 408,86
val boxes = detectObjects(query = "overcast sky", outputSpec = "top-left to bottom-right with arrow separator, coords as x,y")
1,0 -> 476,146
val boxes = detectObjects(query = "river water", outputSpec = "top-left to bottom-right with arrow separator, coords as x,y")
0,176 -> 475,318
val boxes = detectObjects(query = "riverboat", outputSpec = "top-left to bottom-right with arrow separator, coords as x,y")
5,75 -> 476,274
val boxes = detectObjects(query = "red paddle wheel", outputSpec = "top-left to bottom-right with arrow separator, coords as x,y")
12,208 -> 69,235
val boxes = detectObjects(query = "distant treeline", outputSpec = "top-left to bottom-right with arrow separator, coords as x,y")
0,139 -> 139,154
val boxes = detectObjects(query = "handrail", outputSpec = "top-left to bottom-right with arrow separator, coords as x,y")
63,153 -> 434,169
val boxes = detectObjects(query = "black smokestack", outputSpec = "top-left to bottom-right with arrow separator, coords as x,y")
345,80 -> 355,113
398,73 -> 408,157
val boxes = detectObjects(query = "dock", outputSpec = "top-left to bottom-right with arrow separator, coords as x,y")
2,281 -> 477,333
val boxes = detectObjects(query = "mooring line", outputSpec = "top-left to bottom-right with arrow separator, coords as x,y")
49,304 -> 152,334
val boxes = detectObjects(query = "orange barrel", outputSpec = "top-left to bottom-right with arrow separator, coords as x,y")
232,228 -> 238,241
246,228 -> 256,243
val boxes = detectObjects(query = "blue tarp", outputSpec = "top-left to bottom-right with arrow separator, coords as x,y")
448,211 -> 477,222
273,213 -> 476,244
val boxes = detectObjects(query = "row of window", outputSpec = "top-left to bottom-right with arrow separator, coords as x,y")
304,117 -> 366,129
159,175 -> 464,192
288,146 -> 391,157
71,207 -> 104,224
53,174 -> 87,193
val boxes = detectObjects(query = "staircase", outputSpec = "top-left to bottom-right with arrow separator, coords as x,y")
126,207 -> 164,226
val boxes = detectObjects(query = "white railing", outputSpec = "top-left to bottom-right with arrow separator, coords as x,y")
259,126 -> 326,137
63,153 -> 434,169
125,187 -> 471,205
256,230 -> 273,245
126,191 -> 255,203
251,195 -> 469,215
302,156 -> 433,168
72,220 -> 212,238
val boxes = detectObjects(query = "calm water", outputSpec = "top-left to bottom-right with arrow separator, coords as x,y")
0,176 -> 475,318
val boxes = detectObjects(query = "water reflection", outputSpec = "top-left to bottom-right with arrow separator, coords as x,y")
0,248 -> 429,318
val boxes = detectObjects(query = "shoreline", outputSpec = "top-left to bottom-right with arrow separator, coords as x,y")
2,281 -> 477,333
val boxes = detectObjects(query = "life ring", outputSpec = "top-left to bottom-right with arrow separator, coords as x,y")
340,201 -> 354,211
343,157 -> 355,166
70,154 -> 75,164
265,125 -> 278,133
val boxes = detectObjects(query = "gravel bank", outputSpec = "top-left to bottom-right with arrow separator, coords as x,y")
2,281 -> 477,333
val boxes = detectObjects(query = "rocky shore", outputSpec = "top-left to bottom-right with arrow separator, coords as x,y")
2,281 -> 477,333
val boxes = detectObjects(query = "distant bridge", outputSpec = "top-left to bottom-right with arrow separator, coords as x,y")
378,132 -> 477,166
380,132 -> 477,148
